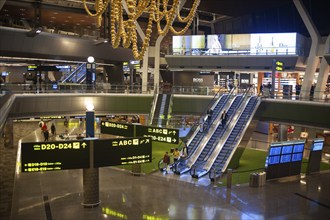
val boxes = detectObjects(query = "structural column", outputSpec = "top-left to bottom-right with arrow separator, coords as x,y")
293,0 -> 321,99
82,108 -> 100,207
314,34 -> 330,100
277,124 -> 288,141
3,118 -> 13,148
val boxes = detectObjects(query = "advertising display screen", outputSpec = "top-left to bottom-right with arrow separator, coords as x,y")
312,139 -> 324,151
250,33 -> 297,55
21,140 -> 90,172
100,121 -> 135,137
135,126 -> 179,144
94,137 -> 152,167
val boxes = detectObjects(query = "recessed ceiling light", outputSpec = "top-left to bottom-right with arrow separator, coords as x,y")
20,8 -> 26,11
53,12 -> 58,15
67,16 -> 72,19
51,16 -> 56,19
80,20 -> 85,22
65,20 -> 69,22
76,23 -> 80,25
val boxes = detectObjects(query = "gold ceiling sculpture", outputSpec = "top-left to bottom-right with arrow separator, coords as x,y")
83,0 -> 201,60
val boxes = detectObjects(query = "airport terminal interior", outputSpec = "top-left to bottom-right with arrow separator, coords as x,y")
1,0 -> 330,220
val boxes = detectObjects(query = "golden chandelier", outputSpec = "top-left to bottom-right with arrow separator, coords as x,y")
83,0 -> 201,60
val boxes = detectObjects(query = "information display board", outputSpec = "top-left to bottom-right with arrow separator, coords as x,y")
312,138 -> 324,151
94,137 -> 152,167
21,140 -> 90,172
101,121 -> 135,137
266,140 -> 305,180
135,126 -> 179,144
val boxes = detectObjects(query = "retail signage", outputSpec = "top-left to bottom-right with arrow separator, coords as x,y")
136,126 -> 179,144
94,137 -> 152,167
21,140 -> 90,172
101,121 -> 135,137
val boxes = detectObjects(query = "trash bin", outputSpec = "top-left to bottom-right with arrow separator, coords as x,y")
249,173 -> 259,187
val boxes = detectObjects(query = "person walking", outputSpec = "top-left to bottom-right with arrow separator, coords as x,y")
51,123 -> 56,136
221,110 -> 227,127
163,152 -> 170,174
43,129 -> 49,142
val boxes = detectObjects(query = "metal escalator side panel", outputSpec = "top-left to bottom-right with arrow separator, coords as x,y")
0,93 -> 16,134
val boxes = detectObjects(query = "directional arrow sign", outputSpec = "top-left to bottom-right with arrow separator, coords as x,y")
136,126 -> 179,144
21,140 -> 90,173
94,137 -> 152,167
100,121 -> 135,137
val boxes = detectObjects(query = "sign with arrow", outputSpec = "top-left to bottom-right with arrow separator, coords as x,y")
94,137 -> 152,167
21,140 -> 90,172
101,121 -> 135,137
100,120 -> 179,144
136,126 -> 179,144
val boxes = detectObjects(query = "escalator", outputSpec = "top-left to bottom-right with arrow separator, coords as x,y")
173,93 -> 231,175
188,95 -> 259,179
61,63 -> 86,83
151,94 -> 172,127
207,96 -> 260,179
190,95 -> 244,178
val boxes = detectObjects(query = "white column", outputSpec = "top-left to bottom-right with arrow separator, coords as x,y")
154,36 -> 164,93
141,48 -> 149,93
314,35 -> 330,100
293,0 -> 321,99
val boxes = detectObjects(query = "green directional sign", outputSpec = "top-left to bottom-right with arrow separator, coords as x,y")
101,121 -> 180,144
21,140 -> 90,172
94,137 -> 152,167
136,126 -> 179,144
101,121 -> 135,137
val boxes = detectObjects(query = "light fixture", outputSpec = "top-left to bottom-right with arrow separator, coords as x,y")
83,0 -> 201,60
85,102 -> 94,111
26,27 -> 42,37
87,56 -> 95,63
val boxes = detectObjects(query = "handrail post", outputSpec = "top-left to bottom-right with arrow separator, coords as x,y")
227,169 -> 232,189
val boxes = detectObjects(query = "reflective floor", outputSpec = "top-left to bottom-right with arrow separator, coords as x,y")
11,167 -> 330,220
4,120 -> 330,219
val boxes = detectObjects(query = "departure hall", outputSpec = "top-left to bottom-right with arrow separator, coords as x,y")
0,0 -> 330,219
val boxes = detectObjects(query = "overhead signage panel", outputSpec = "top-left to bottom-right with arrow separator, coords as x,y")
101,121 -> 135,137
21,140 -> 90,172
136,126 -> 179,144
94,137 -> 152,167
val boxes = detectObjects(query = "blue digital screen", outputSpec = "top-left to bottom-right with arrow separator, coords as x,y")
293,144 -> 304,153
313,141 -> 324,151
292,153 -> 303,161
269,147 -> 282,156
268,156 -> 280,165
282,145 -> 293,154
280,154 -> 291,163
